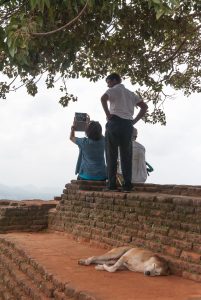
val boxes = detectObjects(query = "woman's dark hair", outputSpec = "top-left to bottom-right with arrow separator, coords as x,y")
106,73 -> 121,83
85,121 -> 102,141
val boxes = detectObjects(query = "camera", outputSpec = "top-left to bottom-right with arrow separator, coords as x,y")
74,112 -> 89,131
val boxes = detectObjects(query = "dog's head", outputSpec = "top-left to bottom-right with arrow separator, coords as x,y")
144,255 -> 170,276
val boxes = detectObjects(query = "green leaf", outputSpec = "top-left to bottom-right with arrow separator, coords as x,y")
156,9 -> 164,19
10,25 -> 19,30
151,0 -> 162,4
30,0 -> 37,9
9,45 -> 17,57
44,0 -> 50,9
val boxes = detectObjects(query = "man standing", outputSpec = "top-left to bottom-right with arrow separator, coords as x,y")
101,73 -> 148,192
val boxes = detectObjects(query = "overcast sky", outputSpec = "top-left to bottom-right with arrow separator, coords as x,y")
0,76 -> 200,198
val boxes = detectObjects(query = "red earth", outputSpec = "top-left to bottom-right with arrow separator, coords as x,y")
2,232 -> 201,300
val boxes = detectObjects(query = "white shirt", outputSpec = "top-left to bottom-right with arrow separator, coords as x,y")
131,140 -> 147,183
106,84 -> 141,120
118,140 -> 147,183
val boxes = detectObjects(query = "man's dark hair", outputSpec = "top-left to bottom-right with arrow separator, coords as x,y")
85,121 -> 102,141
106,73 -> 121,83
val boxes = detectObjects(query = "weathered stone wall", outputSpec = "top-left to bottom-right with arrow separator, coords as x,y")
0,237 -> 95,300
49,180 -> 201,282
0,200 -> 57,233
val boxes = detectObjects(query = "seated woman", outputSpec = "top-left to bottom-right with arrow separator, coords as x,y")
70,121 -> 107,181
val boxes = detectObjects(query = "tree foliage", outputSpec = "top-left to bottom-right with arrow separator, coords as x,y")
0,0 -> 200,124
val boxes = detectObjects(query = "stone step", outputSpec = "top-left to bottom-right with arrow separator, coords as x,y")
0,254 -> 50,299
0,246 -> 58,299
0,274 -> 16,300
68,180 -> 201,198
0,262 -> 31,299
0,237 -> 95,300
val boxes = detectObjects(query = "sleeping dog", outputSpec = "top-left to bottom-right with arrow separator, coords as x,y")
78,246 -> 170,276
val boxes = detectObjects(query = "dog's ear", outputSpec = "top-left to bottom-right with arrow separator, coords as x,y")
154,254 -> 162,260
154,255 -> 170,275
154,255 -> 167,264
161,259 -> 171,276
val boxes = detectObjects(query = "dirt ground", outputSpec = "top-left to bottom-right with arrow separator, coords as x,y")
2,232 -> 201,300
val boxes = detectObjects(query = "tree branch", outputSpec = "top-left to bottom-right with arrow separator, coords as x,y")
10,73 -> 44,91
0,3 -> 25,25
32,1 -> 88,37
8,74 -> 18,86
162,24 -> 201,64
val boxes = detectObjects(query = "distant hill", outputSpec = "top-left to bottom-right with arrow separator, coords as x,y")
0,183 -> 61,200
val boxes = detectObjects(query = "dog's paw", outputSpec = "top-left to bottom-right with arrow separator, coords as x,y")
95,264 -> 105,271
78,258 -> 92,265
78,259 -> 87,265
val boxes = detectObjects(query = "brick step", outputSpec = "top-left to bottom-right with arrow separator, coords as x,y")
0,253 -> 51,300
0,261 -> 31,299
0,237 -> 96,300
0,247 -> 64,299
4,247 -> 54,295
0,263 -> 32,300
0,276 -> 16,300
134,185 -> 201,197
68,181 -> 201,197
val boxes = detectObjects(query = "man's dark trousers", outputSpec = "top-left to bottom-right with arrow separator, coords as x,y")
105,115 -> 133,189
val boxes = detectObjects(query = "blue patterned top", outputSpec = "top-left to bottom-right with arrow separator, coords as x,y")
75,136 -> 107,180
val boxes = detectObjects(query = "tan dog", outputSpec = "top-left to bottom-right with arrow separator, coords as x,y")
78,246 -> 170,276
